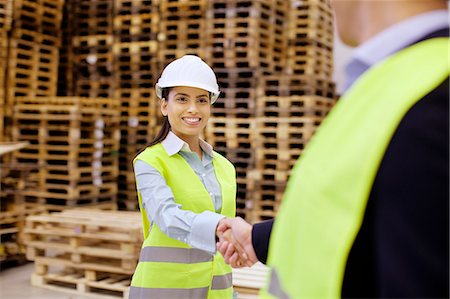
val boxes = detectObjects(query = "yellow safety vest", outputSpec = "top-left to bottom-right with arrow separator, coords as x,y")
130,143 -> 236,298
261,38 -> 449,298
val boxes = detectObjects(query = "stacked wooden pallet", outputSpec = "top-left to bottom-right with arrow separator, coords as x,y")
232,262 -> 269,297
158,0 -> 208,67
12,97 -> 120,211
251,96 -> 335,220
57,0 -> 74,96
0,0 -> 12,141
24,209 -> 142,298
113,0 -> 161,210
246,0 -> 336,222
0,204 -> 45,264
205,0 -> 288,73
4,0 -> 63,141
70,0 -> 116,98
204,0 -> 289,220
286,0 -> 334,79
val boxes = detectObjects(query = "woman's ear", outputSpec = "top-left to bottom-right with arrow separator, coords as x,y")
160,98 -> 168,116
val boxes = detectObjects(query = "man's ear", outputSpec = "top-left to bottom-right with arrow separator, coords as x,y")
160,99 -> 168,116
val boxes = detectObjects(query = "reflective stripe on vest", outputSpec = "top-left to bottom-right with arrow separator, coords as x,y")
211,273 -> 233,290
129,286 -> 209,298
261,38 -> 449,298
138,246 -> 213,263
129,273 -> 232,298
131,143 -> 236,298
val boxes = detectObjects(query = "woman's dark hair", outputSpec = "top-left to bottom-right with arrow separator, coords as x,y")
148,88 -> 171,147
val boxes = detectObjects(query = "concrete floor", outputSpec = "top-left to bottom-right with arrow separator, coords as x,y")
0,263 -> 92,299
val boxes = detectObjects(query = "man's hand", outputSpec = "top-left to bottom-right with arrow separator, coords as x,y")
216,217 -> 258,268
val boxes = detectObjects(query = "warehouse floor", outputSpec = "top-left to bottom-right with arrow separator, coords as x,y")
0,262 -> 260,299
0,263 -> 97,299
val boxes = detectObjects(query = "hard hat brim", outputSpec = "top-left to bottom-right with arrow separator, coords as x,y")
155,82 -> 220,104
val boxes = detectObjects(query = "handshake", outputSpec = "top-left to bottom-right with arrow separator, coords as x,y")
215,217 -> 259,268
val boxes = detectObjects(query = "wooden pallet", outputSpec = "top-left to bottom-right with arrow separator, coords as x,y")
114,14 -> 159,42
6,38 -> 59,110
232,262 -> 268,292
24,201 -> 118,213
256,148 -> 300,172
75,79 -> 116,98
114,0 -> 158,16
256,116 -> 322,143
24,209 -> 142,268
212,94 -> 257,118
31,268 -> 130,299
257,74 -> 336,98
250,179 -> 287,221
0,204 -> 46,263
12,0 -> 64,40
256,95 -> 335,118
0,0 -> 13,32
206,117 -> 255,149
72,0 -> 113,36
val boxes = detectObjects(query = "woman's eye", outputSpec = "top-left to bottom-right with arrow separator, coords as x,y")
176,97 -> 187,103
198,98 -> 209,104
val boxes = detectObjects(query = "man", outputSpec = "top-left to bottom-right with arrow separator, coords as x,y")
217,1 -> 449,298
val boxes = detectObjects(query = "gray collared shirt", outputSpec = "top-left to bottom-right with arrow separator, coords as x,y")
344,10 -> 449,92
134,131 -> 225,254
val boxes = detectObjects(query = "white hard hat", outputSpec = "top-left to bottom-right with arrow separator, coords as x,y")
155,55 -> 220,103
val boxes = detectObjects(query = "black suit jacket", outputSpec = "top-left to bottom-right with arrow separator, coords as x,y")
251,30 -> 449,298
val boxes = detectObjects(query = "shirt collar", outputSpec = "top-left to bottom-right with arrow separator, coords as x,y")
161,131 -> 214,158
344,10 -> 449,92
353,10 -> 449,66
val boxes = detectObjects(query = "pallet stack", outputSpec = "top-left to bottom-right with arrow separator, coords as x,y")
0,0 -> 12,141
287,0 -> 334,78
24,209 -> 142,298
204,0 -> 289,219
113,0 -> 161,210
4,0 -> 64,140
250,0 -> 336,222
0,204 -> 45,265
232,262 -> 269,297
56,0 -> 74,96
0,159 -> 45,264
158,0 -> 208,68
12,97 -> 120,211
71,0 -> 115,98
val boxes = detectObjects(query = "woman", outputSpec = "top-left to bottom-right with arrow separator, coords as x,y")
129,55 -> 236,298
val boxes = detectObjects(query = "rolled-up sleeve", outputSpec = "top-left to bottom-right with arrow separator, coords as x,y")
134,159 -> 223,254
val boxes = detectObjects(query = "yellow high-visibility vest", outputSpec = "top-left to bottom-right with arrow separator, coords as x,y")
261,38 -> 449,298
130,143 -> 236,298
